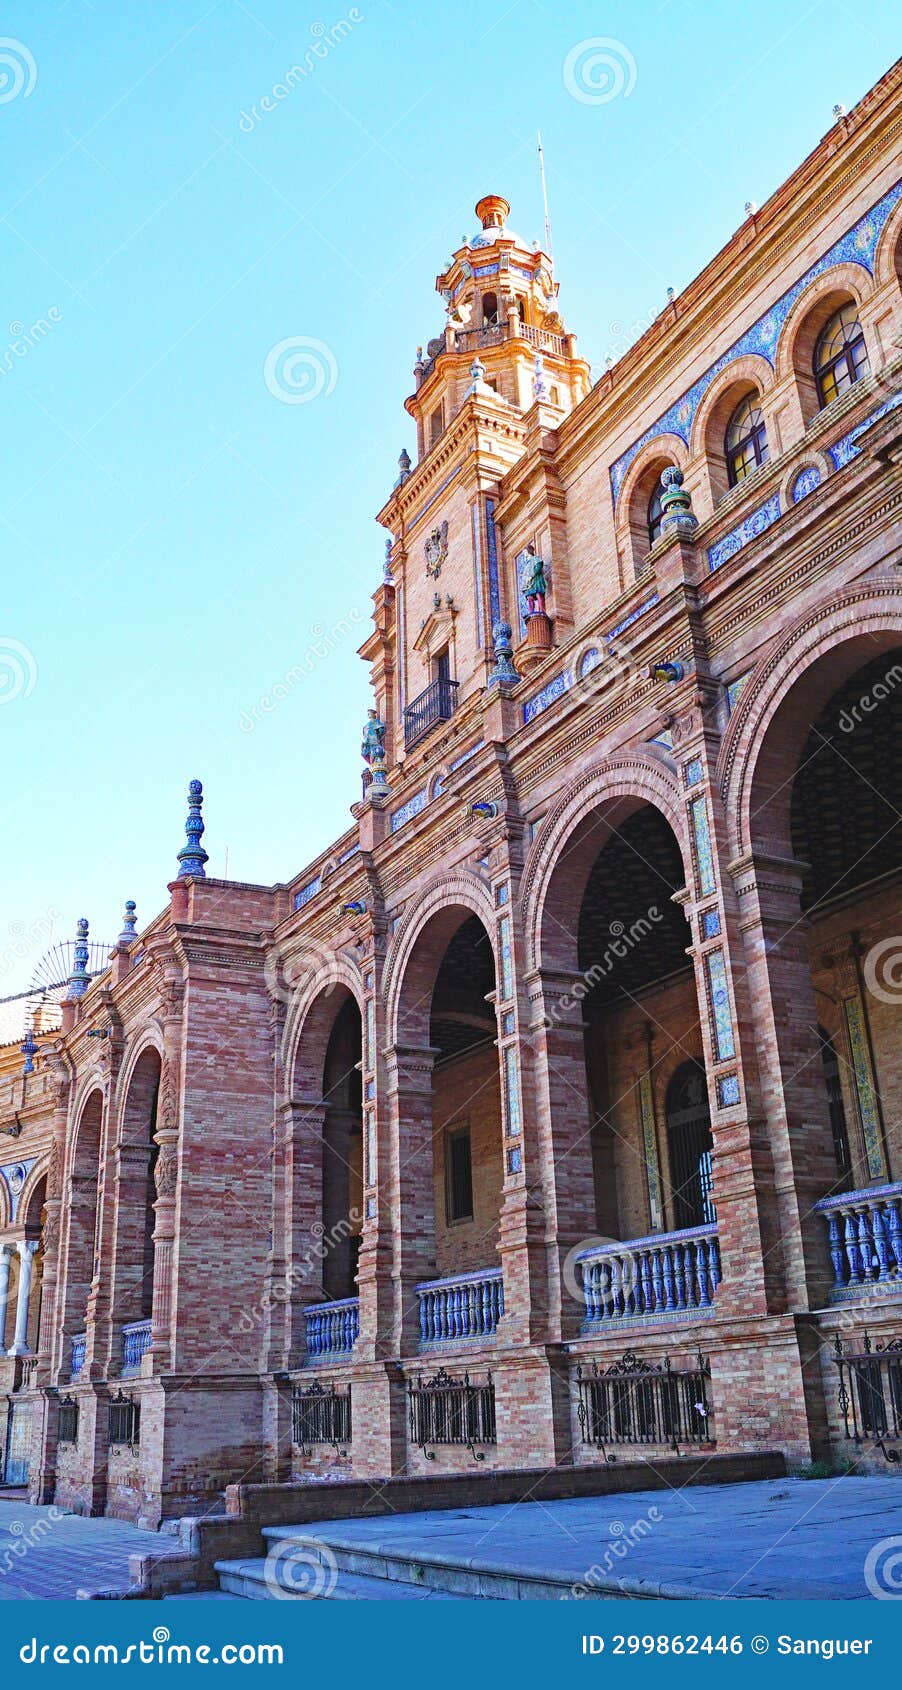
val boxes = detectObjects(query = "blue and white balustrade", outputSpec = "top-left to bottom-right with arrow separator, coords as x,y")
304,1297 -> 360,1358
121,1319 -> 152,1374
814,1183 -> 902,1297
577,1226 -> 721,1328
415,1267 -> 504,1344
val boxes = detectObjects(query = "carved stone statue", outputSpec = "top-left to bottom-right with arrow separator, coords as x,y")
523,546 -> 548,616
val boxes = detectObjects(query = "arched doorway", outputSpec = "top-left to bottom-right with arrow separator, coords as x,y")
108,1048 -> 161,1372
320,995 -> 364,1302
59,1088 -> 104,1370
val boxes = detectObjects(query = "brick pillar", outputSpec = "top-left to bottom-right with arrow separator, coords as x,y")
33,1064 -> 70,1383
729,849 -> 842,1308
91,1139 -> 153,1378
356,967 -> 395,1365
384,1042 -> 437,1354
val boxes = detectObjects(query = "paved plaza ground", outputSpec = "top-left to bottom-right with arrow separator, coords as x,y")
0,1477 -> 900,1600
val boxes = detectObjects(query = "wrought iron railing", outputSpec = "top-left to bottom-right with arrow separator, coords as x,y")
576,1351 -> 713,1455
415,1268 -> 504,1344
121,1319 -> 152,1374
831,1332 -> 902,1461
576,1226 -> 721,1328
108,1391 -> 140,1448
403,678 -> 459,749
291,1379 -> 352,1451
57,1395 -> 79,1445
408,1367 -> 496,1459
304,1297 -> 359,1359
70,1333 -> 86,1380
814,1183 -> 902,1296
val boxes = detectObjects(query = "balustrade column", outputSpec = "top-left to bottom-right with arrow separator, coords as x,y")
0,1243 -> 13,1353
9,1240 -> 39,1355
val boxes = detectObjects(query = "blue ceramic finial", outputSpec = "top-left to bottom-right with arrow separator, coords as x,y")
177,779 -> 208,880
67,917 -> 91,1000
20,1022 -> 37,1075
487,621 -> 520,686
119,899 -> 138,945
659,466 -> 698,536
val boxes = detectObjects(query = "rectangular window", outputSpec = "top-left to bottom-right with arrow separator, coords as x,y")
435,646 -> 451,685
447,1127 -> 473,1222
429,405 -> 444,446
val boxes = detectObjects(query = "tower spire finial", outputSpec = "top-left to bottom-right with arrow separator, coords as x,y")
65,917 -> 91,1001
176,780 -> 208,880
118,899 -> 138,945
537,132 -> 553,260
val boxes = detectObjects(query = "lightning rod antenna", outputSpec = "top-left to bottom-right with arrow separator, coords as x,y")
537,131 -> 553,261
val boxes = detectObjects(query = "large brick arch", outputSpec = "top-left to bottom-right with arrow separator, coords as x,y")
522,754 -> 689,975
874,194 -> 902,289
383,871 -> 497,1048
283,950 -> 363,1102
718,582 -> 902,860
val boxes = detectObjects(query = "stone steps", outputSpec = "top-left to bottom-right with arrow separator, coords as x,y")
215,1555 -> 457,1601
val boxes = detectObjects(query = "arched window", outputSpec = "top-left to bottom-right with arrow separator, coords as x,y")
481,291 -> 499,328
647,480 -> 665,546
814,303 -> 869,407
665,1061 -> 715,1230
725,394 -> 769,486
818,1026 -> 853,1186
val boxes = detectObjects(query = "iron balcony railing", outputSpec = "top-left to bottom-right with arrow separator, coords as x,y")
814,1183 -> 902,1297
304,1297 -> 359,1359
403,678 -> 459,749
576,1350 -> 713,1454
121,1319 -> 152,1375
415,1267 -> 504,1345
291,1379 -> 352,1450
408,1367 -> 496,1458
831,1331 -> 902,1461
576,1225 -> 721,1328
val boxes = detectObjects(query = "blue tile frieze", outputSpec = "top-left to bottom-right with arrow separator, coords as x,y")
790,464 -> 822,502
827,389 -> 902,470
294,875 -> 322,911
485,497 -> 501,628
707,492 -> 781,573
523,667 -> 573,724
605,592 -> 659,641
610,177 -> 902,507
390,786 -> 429,833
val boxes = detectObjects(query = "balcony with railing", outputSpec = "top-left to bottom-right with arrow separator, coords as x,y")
121,1319 -> 152,1375
814,1183 -> 902,1300
576,1226 -> 721,1330
403,678 -> 459,750
304,1297 -> 360,1360
415,1267 -> 504,1346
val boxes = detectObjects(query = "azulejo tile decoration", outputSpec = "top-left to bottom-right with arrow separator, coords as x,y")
684,757 -> 704,786
648,729 -> 674,749
610,175 -> 902,506
725,672 -> 751,713
690,795 -> 716,897
702,908 -> 721,940
843,994 -> 888,1182
706,949 -> 736,1062
523,667 -> 573,724
485,498 -> 501,627
827,389 -> 902,470
707,492 -> 781,573
449,739 -> 484,772
790,464 -> 823,502
294,875 -> 322,911
716,1074 -> 741,1109
390,786 -> 429,833
504,1046 -> 522,1137
606,592 -> 659,641
579,647 -> 602,677
638,1071 -> 663,1230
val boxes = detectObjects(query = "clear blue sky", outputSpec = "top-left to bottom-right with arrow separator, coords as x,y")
0,0 -> 895,994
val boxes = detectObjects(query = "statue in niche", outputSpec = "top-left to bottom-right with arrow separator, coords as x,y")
522,545 -> 549,617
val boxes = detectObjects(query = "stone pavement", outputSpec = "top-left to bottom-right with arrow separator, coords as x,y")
253,1476 -> 902,1600
0,1497 -> 169,1600
2,1476 -> 902,1599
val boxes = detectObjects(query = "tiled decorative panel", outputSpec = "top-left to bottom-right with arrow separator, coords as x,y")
499,915 -> 513,1000
706,949 -> 736,1062
605,592 -> 659,641
638,1071 -> 663,1230
716,1073 -> 741,1108
684,758 -> 703,787
390,787 -> 429,833
449,739 -> 484,772
707,492 -> 781,573
523,668 -> 573,724
827,390 -> 902,470
485,497 -> 501,627
843,994 -> 888,1181
690,796 -> 716,896
294,875 -> 322,911
579,647 -> 602,677
725,672 -> 751,713
790,464 -> 822,502
702,909 -> 721,940
504,1046 -> 522,1138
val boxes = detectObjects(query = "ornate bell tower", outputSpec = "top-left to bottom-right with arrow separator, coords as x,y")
362,196 -> 589,783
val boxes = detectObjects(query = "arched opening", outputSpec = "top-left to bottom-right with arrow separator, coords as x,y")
320,995 -> 364,1301
59,1089 -> 104,1362
116,1048 -> 162,1329
664,1062 -> 714,1230
623,455 -> 675,576
481,290 -> 499,328
698,373 -> 771,505
787,286 -> 869,422
725,391 -> 768,487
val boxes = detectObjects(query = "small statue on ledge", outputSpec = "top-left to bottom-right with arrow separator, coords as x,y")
523,545 -> 549,617
361,709 -> 389,797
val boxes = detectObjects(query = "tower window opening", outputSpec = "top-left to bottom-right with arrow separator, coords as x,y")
482,291 -> 499,328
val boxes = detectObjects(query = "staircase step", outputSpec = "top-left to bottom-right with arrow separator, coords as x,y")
256,1525 -> 587,1600
214,1557 -> 456,1600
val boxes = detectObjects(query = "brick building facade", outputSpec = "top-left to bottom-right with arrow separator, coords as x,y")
2,62 -> 901,1525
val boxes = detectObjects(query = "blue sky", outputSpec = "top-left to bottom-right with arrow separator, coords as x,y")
0,0 -> 895,996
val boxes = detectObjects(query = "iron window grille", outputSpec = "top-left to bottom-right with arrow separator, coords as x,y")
57,1395 -> 79,1446
291,1379 -> 351,1454
408,1367 -> 496,1462
576,1351 -> 713,1458
832,1332 -> 902,1464
108,1391 -> 140,1449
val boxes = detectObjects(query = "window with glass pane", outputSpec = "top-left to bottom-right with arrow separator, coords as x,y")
447,1128 -> 473,1221
647,480 -> 666,546
725,395 -> 769,486
814,304 -> 869,407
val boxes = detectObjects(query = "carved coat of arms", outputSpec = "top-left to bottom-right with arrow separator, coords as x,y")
424,520 -> 448,579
